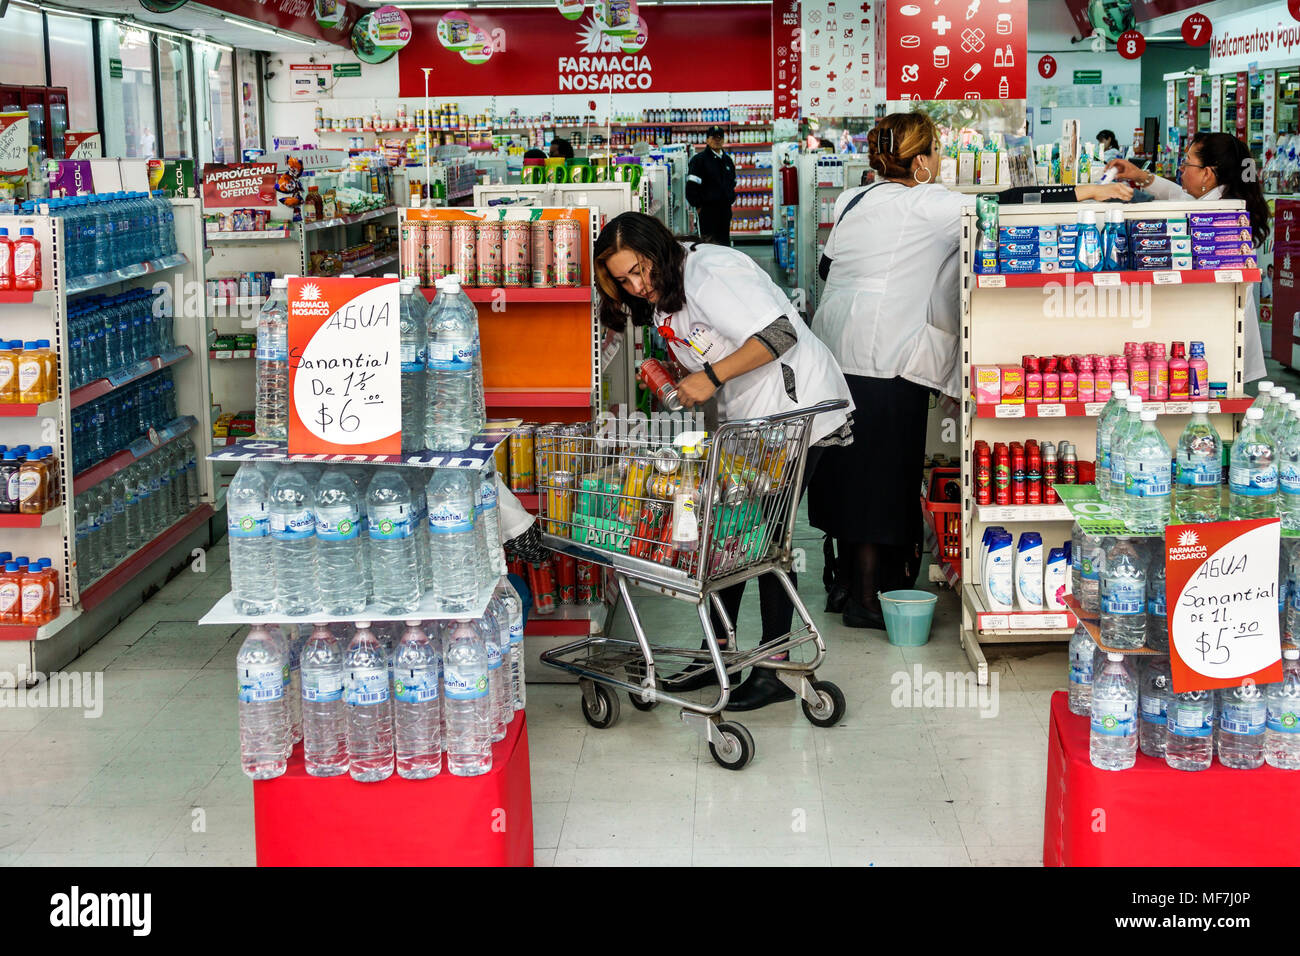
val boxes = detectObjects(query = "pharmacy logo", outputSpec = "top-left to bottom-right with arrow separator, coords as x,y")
299,283 -> 323,301
1178,529 -> 1199,547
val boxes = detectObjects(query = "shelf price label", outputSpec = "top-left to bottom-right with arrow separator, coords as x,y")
288,277 -> 401,456
1036,403 -> 1066,417
1166,519 -> 1284,694
1092,272 -> 1122,287
994,404 -> 1025,418
1152,271 -> 1182,285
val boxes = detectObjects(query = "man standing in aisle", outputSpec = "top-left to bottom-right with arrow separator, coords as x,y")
687,125 -> 737,245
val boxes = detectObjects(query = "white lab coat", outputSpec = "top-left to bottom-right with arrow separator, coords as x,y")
813,181 -> 971,398
1139,178 -> 1268,381
656,242 -> 853,444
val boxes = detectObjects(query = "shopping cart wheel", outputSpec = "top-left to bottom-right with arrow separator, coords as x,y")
580,683 -> 621,729
709,721 -> 755,771
628,689 -> 659,711
801,680 -> 847,728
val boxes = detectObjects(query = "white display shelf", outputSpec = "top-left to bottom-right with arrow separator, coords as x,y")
302,206 -> 398,232
199,583 -> 494,626
65,253 -> 190,295
205,228 -> 293,242
975,504 -> 1073,523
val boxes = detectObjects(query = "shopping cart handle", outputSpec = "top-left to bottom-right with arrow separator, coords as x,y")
724,398 -> 850,430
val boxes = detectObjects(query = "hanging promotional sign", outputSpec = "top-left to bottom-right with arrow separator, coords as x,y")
287,277 -> 402,457
63,131 -> 103,160
1182,11 -> 1212,46
1208,1 -> 1300,73
801,0 -> 875,117
0,113 -> 30,178
367,5 -> 413,52
772,0 -> 800,120
884,0 -> 1028,102
189,0 -> 358,47
556,0 -> 585,19
201,162 -> 294,221
1165,519 -> 1284,693
399,5 -> 769,95
1116,28 -> 1146,59
314,0 -> 346,29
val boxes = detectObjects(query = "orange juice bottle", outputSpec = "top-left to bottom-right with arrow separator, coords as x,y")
0,563 -> 21,624
17,451 -> 48,515
20,562 -> 47,624
0,340 -> 18,403
35,339 -> 56,401
16,340 -> 44,404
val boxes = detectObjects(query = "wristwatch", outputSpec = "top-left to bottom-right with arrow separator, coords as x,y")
702,362 -> 723,388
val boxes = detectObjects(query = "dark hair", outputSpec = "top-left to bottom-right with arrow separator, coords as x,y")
1097,130 -> 1118,150
523,148 -> 546,160
550,137 -> 575,159
592,212 -> 694,331
818,138 -> 834,150
867,111 -> 938,180
1189,132 -> 1271,248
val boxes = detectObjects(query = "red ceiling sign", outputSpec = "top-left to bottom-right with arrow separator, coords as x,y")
885,0 -> 1028,102
1037,54 -> 1057,79
397,6 -> 771,97
1181,12 -> 1212,46
1117,28 -> 1147,59
194,0 -> 360,47
772,0 -> 800,120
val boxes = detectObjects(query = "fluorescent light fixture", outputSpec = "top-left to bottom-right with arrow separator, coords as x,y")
221,14 -> 318,45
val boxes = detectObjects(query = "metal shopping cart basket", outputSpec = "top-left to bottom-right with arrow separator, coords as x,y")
536,399 -> 849,770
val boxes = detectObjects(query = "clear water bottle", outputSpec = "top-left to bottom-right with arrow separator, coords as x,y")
343,465 -> 374,601
255,278 -> 290,440
180,436 -> 200,512
283,625 -> 304,746
404,470 -> 434,596
1094,384 -> 1131,504
1266,647 -> 1300,769
399,280 -> 427,453
479,463 -> 507,578
1267,392 -> 1296,441
1143,551 -> 1168,650
73,499 -> 92,588
442,275 -> 488,429
1229,407 -> 1278,519
1218,680 -> 1267,769
1279,405 -> 1300,531
237,624 -> 289,780
122,462 -> 143,552
426,468 -> 480,612
424,276 -> 484,452
92,483 -> 116,571
1166,690 -> 1215,770
107,474 -> 128,561
443,618 -> 491,776
1090,653 -> 1138,770
1100,538 -> 1146,650
1071,524 -> 1103,616
483,598 -> 508,742
268,466 -> 320,616
1108,397 -> 1144,524
314,467 -> 367,616
1250,379 -> 1275,415
1067,622 -> 1096,716
1174,402 -> 1223,523
300,623 -> 348,776
1123,410 -> 1171,533
344,622 -> 395,782
366,468 -> 422,614
393,620 -> 442,779
498,578 -> 526,711
1138,656 -> 1171,759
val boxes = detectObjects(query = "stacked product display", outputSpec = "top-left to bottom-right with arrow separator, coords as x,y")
0,341 -> 58,404
973,437 -> 1082,506
398,215 -> 584,289
29,191 -> 176,281
67,289 -> 177,388
0,445 -> 60,516
975,527 -> 1072,613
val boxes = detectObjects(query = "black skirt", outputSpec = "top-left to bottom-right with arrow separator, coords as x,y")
807,374 -> 931,545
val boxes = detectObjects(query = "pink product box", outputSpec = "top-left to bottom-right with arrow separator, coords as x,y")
1193,255 -> 1259,269
1188,211 -> 1250,229
1189,226 -> 1252,243
972,365 -> 1001,404
1190,241 -> 1255,257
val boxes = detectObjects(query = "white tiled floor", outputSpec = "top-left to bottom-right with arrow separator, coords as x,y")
0,514 -> 1059,868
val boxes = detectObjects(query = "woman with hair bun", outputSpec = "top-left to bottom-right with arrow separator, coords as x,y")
810,111 -> 1133,628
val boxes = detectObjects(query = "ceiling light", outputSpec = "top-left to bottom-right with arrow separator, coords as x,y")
220,14 -> 318,46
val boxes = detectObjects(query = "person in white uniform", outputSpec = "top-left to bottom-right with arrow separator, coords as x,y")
594,211 -> 853,711
1106,132 -> 1270,382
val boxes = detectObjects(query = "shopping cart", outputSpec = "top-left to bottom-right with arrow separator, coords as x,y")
536,399 -> 849,770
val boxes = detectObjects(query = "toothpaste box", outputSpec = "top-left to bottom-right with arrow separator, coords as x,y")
1000,257 -> 1047,274
999,225 -> 1057,242
1132,235 -> 1172,253
1170,237 -> 1191,255
1191,241 -> 1255,257
1173,255 -> 1192,270
1000,365 -> 1024,404
1133,253 -> 1174,270
1130,218 -> 1188,237
972,365 -> 1001,405
974,252 -> 999,274
1058,225 -> 1079,237
1188,211 -> 1250,229
1193,255 -> 1259,269
1190,226 -> 1252,243
999,240 -> 1051,257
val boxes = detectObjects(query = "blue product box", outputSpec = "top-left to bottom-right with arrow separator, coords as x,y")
999,240 -> 1048,257
1000,257 -> 1046,274
1132,235 -> 1172,253
974,252 -> 999,274
1133,253 -> 1173,270
999,225 -> 1057,242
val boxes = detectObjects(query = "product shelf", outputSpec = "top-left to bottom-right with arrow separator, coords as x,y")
485,387 -> 591,408
206,295 -> 266,309
961,582 -> 1076,636
209,348 -> 253,360
734,188 -> 773,195
199,580 -> 494,626
0,506 -> 64,529
0,606 -> 81,642
1061,593 -> 1165,657
303,206 -> 399,233
974,397 -> 1253,419
79,504 -> 214,612
695,142 -> 773,149
525,601 -> 607,637
72,415 -> 198,495
350,252 -> 400,275
0,399 -> 60,418
206,421 -> 513,469
973,268 -> 1262,289
69,346 -> 192,409
204,228 -> 293,242
416,286 -> 591,304
732,230 -> 773,238
975,503 -> 1073,523
64,253 -> 190,295
0,290 -> 36,304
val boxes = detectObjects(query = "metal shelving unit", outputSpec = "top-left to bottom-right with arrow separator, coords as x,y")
810,156 -> 873,314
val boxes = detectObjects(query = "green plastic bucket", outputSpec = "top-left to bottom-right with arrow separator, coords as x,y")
879,590 -> 937,646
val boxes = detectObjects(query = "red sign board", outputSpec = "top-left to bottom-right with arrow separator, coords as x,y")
1165,519 -> 1284,694
1182,12 -> 1212,46
884,0 -> 1027,102
1037,54 -> 1057,79
287,277 -> 401,457
1117,28 -> 1146,59
398,5 -> 770,97
772,0 -> 800,120
189,0 -> 359,48
1237,70 -> 1249,141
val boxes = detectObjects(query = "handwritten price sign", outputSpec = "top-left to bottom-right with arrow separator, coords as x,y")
1166,518 -> 1284,693
0,112 -> 30,177
287,277 -> 401,456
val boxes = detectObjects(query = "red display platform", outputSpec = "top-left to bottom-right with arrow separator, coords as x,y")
1044,691 -> 1300,866
254,713 -> 534,866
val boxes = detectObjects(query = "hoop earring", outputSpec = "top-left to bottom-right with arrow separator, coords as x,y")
913,164 -> 933,184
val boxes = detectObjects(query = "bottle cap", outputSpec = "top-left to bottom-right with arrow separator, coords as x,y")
1077,208 -> 1097,224
1247,407 -> 1264,420
405,620 -> 421,626
3,563 -> 17,573
271,277 -> 288,289
0,228 -> 7,237
22,341 -> 37,350
1285,647 -> 1299,660
1107,652 -> 1124,662
0,552 -> 10,563
355,621 -> 372,629
1258,380 -> 1275,393
14,556 -> 28,566
1127,397 -> 1143,410
1272,385 -> 1287,398
1141,410 -> 1156,422
19,228 -> 33,236
1192,401 -> 1209,413
36,339 -> 49,349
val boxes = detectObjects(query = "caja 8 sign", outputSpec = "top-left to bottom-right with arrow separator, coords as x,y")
1117,29 -> 1146,60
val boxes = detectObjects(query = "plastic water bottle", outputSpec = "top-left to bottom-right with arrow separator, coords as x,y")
1146,557 -> 1168,652
1122,410 -> 1171,533
1282,541 -> 1296,644
344,622 -> 395,782
1108,397 -> 1144,523
1166,690 -> 1215,770
1229,407 -> 1277,519
1250,380 -> 1275,415
342,465 -> 374,601
1095,385 -> 1130,504
1067,622 -> 1096,716
399,280 -> 426,453
365,468 -> 421,614
393,620 -> 442,779
483,598 -> 508,741
1267,392 -> 1296,441
255,278 -> 290,440
107,474 -> 128,562
300,623 -> 348,776
122,462 -> 143,552
227,463 -> 275,615
237,624 -> 289,779
314,467 -> 367,616
1071,524 -> 1103,616
479,462 -> 507,578
443,618 -> 491,776
404,470 -> 434,596
1279,405 -> 1300,531
424,276 -> 483,451
440,275 -> 488,428
498,578 -> 526,711
1174,402 -> 1223,523
1090,653 -> 1138,770
1265,647 -> 1300,769
1218,680 -> 1267,769
1138,656 -> 1171,759
283,625 -> 304,745
426,469 -> 480,612
269,467 -> 320,616
1100,538 -> 1146,650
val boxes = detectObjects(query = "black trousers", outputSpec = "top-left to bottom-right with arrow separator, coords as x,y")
708,447 -> 824,648
697,205 -> 732,245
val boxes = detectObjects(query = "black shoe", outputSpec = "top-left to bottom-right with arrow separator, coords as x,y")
724,667 -> 796,712
842,598 -> 886,630
825,584 -> 849,615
